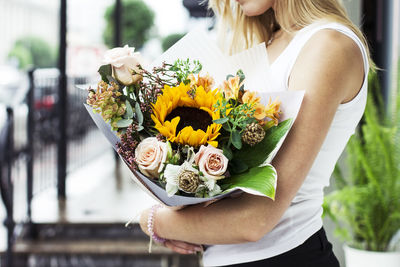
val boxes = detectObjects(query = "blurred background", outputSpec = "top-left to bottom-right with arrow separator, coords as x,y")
0,0 -> 398,266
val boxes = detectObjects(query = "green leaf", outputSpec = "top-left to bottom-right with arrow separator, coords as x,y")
231,130 -> 242,150
226,74 -> 234,80
125,100 -> 134,119
137,125 -> 144,131
107,75 -> 118,85
241,117 -> 255,125
135,102 -> 144,125
263,120 -> 275,130
98,64 -> 112,83
116,118 -> 133,128
228,158 -> 248,174
220,165 -> 277,200
234,119 -> 292,168
213,117 -> 229,124
222,145 -> 233,160
236,69 -> 245,83
222,123 -> 231,131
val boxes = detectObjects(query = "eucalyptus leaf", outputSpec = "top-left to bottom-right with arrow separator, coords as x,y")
125,100 -> 134,119
137,125 -> 144,131
116,118 -> 133,128
234,119 -> 292,168
220,164 -> 277,200
135,102 -> 144,125
213,117 -> 229,124
231,130 -> 242,150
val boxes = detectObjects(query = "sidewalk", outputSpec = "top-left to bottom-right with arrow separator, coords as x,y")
31,149 -> 158,223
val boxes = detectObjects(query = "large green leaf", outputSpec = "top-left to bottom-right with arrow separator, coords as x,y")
233,118 -> 292,168
220,164 -> 277,200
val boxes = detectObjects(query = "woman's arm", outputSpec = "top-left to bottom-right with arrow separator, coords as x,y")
140,29 -> 364,245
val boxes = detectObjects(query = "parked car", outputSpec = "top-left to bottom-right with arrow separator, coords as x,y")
33,68 -> 94,143
0,66 -> 94,150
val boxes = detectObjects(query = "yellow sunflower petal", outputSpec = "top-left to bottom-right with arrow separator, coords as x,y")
151,83 -> 222,147
208,140 -> 218,147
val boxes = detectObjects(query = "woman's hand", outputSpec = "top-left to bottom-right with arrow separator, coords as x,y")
139,207 -> 203,254
164,240 -> 203,255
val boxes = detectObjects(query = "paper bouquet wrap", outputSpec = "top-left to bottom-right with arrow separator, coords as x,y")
84,30 -> 304,207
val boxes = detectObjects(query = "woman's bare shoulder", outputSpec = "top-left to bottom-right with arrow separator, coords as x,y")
290,28 -> 364,103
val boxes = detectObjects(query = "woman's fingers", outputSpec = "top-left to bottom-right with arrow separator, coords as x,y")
164,240 -> 203,254
164,240 -> 194,254
170,240 -> 203,252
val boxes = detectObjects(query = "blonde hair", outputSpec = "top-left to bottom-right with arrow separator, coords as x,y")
209,0 -> 373,67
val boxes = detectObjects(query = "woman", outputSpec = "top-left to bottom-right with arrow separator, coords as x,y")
139,0 -> 371,266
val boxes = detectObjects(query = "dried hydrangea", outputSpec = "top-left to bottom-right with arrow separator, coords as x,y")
87,81 -> 126,129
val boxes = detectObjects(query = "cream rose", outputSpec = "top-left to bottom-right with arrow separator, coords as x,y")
103,45 -> 142,85
194,145 -> 228,180
135,137 -> 168,178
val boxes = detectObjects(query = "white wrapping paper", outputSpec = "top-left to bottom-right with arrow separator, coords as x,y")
85,30 -> 305,207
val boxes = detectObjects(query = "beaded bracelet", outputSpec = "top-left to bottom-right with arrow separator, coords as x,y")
147,204 -> 166,245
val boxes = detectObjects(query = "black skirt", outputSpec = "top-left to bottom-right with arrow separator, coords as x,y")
227,228 -> 340,267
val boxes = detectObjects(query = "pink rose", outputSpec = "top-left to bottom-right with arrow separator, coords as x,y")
103,45 -> 142,85
194,145 -> 228,180
135,137 -> 168,178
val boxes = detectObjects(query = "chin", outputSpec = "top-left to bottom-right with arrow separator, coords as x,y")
242,8 -> 266,16
239,1 -> 274,17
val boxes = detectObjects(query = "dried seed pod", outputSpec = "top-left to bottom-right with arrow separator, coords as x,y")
242,122 -> 266,146
178,170 -> 200,193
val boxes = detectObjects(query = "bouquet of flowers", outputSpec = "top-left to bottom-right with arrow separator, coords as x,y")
84,30 -> 304,206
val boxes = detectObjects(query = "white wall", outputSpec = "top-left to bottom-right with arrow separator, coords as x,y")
0,0 -> 59,65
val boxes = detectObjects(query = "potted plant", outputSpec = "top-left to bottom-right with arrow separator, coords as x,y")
324,72 -> 400,267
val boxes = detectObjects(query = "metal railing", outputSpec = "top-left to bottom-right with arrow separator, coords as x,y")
0,68 -> 116,266
0,107 -> 15,267
25,69 -> 114,214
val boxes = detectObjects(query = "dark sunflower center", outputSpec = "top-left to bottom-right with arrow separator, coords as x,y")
165,107 -> 212,132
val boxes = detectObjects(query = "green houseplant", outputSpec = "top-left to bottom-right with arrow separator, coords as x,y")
324,72 -> 400,266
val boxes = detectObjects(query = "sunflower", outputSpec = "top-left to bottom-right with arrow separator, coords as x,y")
151,83 -> 222,147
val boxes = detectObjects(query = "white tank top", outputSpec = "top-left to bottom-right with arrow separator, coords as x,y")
203,22 -> 369,267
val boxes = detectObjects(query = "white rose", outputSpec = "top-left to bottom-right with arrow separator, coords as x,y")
134,137 -> 168,178
194,145 -> 228,180
103,45 -> 142,85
